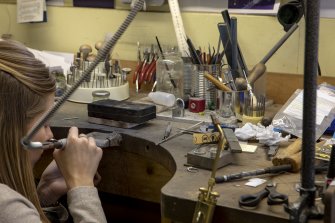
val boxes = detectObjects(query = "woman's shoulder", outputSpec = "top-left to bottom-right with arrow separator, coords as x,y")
0,183 -> 41,221
0,183 -> 23,197
0,183 -> 36,209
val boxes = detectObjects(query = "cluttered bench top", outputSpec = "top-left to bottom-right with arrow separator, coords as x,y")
44,99 -> 329,223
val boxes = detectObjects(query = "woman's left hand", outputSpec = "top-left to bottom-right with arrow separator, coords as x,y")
37,160 -> 67,206
37,160 -> 102,206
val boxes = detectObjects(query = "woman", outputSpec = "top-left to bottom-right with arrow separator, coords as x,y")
0,40 -> 107,222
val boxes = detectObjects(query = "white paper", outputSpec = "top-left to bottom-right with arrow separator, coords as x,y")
28,48 -> 72,74
245,178 -> 267,187
17,0 -> 44,23
283,89 -> 335,125
240,144 -> 258,153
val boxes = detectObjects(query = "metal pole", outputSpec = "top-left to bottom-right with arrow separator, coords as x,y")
301,0 -> 320,191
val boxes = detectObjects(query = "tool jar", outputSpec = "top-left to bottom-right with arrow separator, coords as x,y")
156,51 -> 184,99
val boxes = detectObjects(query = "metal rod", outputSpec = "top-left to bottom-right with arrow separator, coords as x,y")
221,10 -> 249,76
260,23 -> 299,64
301,0 -> 320,191
156,121 -> 203,145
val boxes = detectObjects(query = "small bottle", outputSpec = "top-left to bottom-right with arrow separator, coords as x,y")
156,50 -> 184,99
92,90 -> 110,102
148,91 -> 176,107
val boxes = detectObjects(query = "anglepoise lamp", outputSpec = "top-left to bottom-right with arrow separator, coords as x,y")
277,0 -> 304,31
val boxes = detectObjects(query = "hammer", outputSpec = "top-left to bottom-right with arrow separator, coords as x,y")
216,138 -> 305,183
272,138 -> 302,173
235,23 -> 299,91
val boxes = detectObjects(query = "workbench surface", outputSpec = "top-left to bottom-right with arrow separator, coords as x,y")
45,101 -> 325,223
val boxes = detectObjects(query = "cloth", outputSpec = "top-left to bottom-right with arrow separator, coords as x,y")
0,183 -> 107,223
235,122 -> 290,146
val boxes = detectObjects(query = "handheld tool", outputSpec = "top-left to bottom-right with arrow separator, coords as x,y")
162,122 -> 172,140
272,138 -> 302,172
235,23 -> 299,91
239,182 -> 288,207
156,121 -> 203,145
192,114 -> 225,223
155,36 -> 177,89
27,132 -> 122,150
215,164 -> 292,183
203,73 -> 232,92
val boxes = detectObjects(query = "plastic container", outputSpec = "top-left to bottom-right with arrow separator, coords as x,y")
156,51 -> 184,99
148,91 -> 176,107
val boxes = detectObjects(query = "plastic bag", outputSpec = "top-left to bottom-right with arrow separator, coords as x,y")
272,83 -> 335,140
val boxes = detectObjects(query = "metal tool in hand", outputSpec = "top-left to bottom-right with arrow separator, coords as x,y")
239,182 -> 288,207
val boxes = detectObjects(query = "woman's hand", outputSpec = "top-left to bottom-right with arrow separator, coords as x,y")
37,159 -> 102,206
37,160 -> 67,206
53,127 -> 103,189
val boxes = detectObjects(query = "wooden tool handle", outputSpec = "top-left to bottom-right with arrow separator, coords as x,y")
248,63 -> 266,84
235,63 -> 267,91
282,151 -> 302,173
204,73 -> 232,92
272,138 -> 302,168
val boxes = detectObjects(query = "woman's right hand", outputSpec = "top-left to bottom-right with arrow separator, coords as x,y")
53,127 -> 103,189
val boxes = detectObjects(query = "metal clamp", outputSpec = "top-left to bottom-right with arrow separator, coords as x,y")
172,98 -> 185,117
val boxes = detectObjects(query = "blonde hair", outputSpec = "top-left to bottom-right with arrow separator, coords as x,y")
0,40 -> 56,223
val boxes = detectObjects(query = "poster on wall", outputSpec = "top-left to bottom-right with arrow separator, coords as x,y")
179,0 -> 279,14
179,0 -> 335,18
228,0 -> 280,15
321,0 -> 335,18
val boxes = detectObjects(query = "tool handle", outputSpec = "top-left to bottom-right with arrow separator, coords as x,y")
239,189 -> 269,207
235,63 -> 267,90
204,73 -> 232,92
145,59 -> 157,81
267,189 -> 288,205
138,61 -> 149,85
272,139 -> 302,172
133,61 -> 143,84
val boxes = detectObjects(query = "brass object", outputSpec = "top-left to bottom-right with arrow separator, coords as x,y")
192,114 -> 226,223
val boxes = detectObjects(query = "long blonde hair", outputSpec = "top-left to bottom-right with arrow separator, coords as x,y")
0,40 -> 56,223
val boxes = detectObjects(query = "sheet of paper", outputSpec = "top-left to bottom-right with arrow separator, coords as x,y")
283,89 -> 335,125
240,143 -> 258,153
245,178 -> 267,187
17,0 -> 45,23
28,48 -> 72,74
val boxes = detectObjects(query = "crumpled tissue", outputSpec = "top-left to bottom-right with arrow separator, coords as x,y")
235,122 -> 290,146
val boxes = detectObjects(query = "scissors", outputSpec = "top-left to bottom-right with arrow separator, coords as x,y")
239,182 -> 288,207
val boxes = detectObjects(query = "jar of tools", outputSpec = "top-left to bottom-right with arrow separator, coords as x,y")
156,51 -> 184,99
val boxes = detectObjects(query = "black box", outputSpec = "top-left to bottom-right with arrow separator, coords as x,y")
87,99 -> 156,127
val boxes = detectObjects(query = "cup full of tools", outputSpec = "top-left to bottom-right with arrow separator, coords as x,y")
242,92 -> 266,125
191,64 -> 222,111
215,90 -> 247,122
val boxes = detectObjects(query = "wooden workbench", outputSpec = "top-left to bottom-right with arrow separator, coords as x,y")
32,99 -> 328,223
